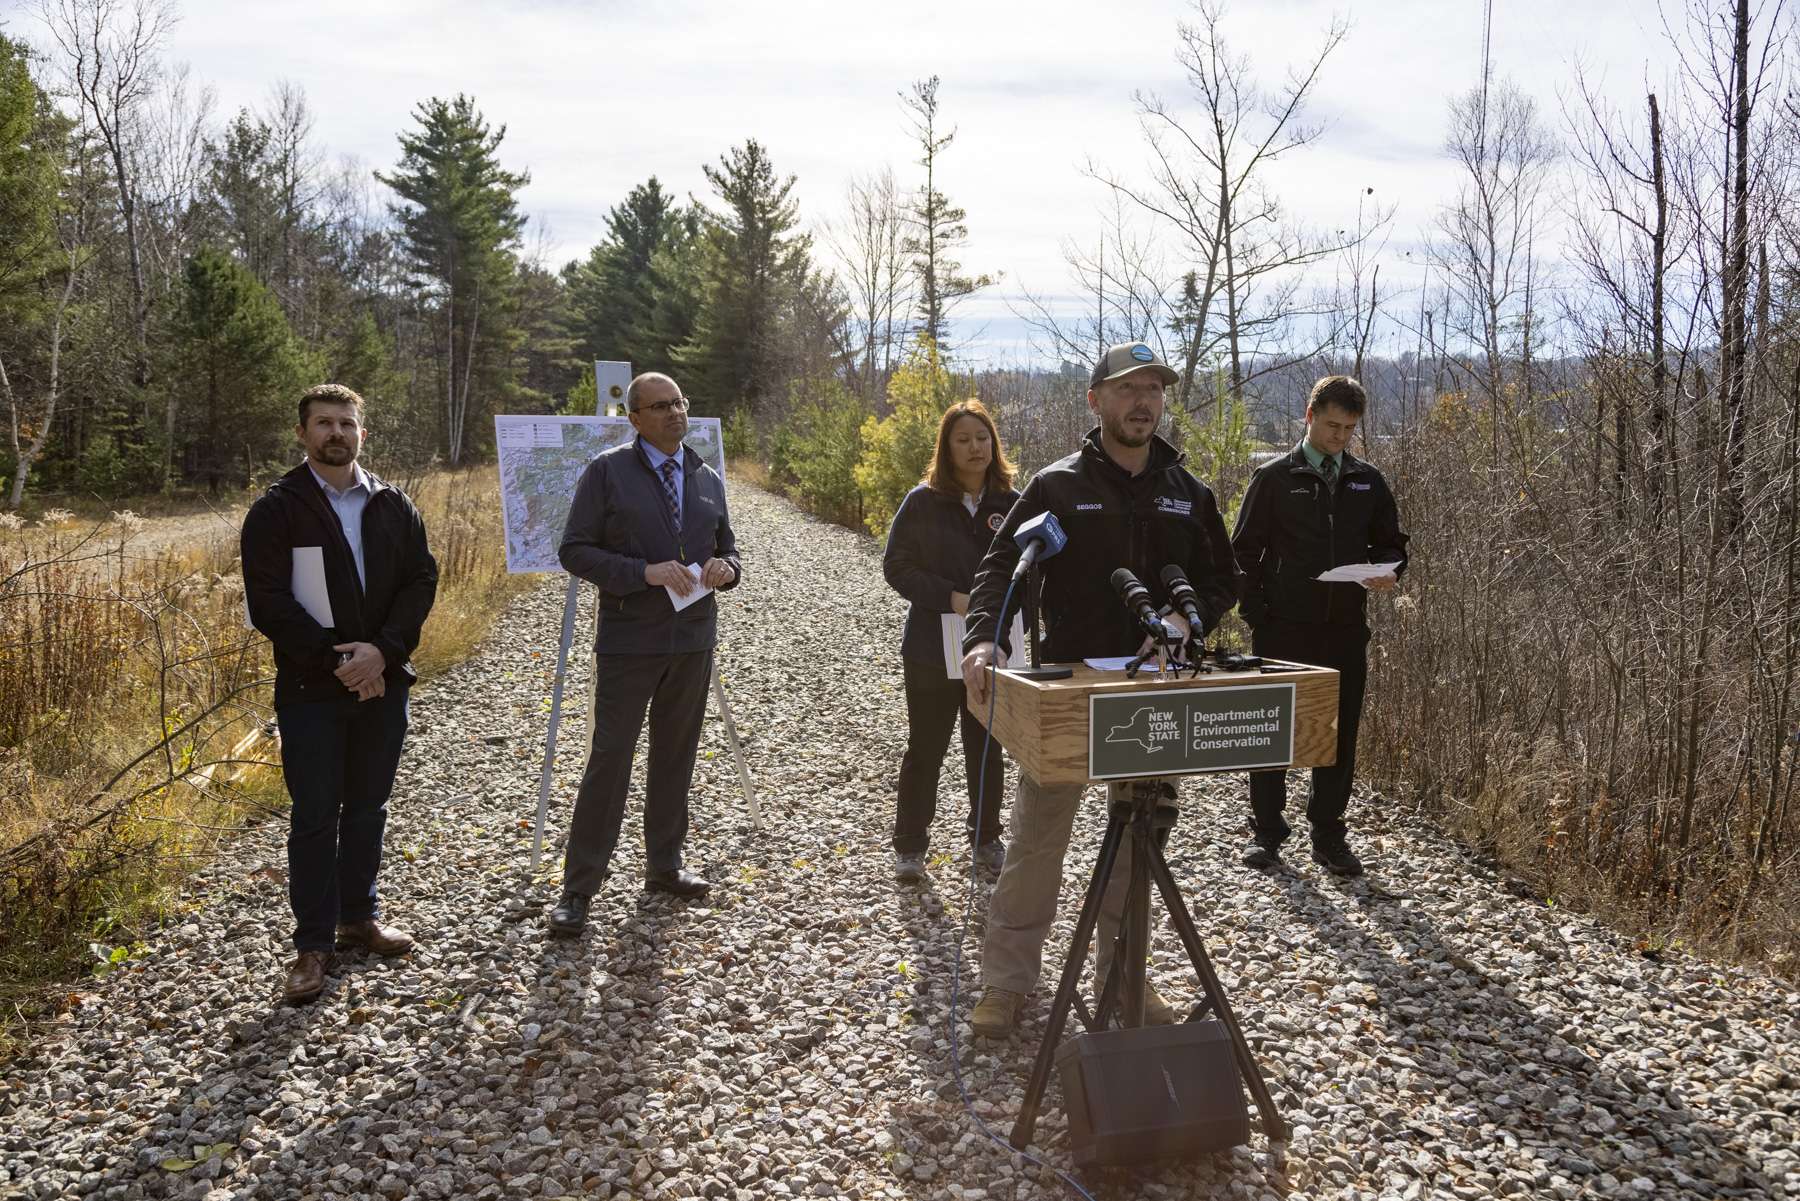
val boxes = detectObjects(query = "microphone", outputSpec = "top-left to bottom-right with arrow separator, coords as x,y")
1160,564 -> 1210,639
1110,568 -> 1175,642
1011,511 -> 1068,580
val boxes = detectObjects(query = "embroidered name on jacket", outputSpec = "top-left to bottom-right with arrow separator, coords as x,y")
1154,496 -> 1193,516
1075,502 -> 1104,511
1347,482 -> 1372,491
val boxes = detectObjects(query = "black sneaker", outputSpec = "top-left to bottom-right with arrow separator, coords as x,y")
1241,842 -> 1281,870
547,891 -> 591,934
1311,844 -> 1365,877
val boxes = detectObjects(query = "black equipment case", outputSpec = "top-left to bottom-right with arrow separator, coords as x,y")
1054,1019 -> 1250,1166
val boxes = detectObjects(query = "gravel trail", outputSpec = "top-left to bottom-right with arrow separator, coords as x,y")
3,483 -> 1797,1201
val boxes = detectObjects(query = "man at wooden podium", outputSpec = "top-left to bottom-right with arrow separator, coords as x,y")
959,341 -> 1238,1038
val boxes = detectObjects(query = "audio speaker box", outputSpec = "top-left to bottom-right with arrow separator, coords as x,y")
1054,1019 -> 1250,1166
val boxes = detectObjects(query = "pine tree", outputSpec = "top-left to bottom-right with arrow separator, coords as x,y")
564,177 -> 680,368
376,94 -> 529,464
170,246 -> 315,491
637,205 -> 704,378
676,140 -> 811,414
0,35 -> 63,323
332,310 -> 404,411
204,110 -> 284,290
0,34 -> 79,509
900,77 -> 996,350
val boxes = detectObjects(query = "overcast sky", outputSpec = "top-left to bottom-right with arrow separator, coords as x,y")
13,0 -> 1682,365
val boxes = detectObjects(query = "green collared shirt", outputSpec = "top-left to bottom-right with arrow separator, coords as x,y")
1300,439 -> 1343,477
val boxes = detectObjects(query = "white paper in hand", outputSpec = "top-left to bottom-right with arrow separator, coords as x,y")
665,562 -> 713,612
291,546 -> 334,628
1315,561 -> 1403,583
942,611 -> 1028,678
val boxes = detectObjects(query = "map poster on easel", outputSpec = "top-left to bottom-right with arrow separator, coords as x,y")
494,414 -> 726,575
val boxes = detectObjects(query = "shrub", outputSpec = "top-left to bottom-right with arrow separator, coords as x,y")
853,336 -> 958,536
770,380 -> 867,528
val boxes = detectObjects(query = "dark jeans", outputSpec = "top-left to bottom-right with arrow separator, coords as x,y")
276,687 -> 411,952
1247,621 -> 1370,851
563,648 -> 712,896
894,657 -> 1006,854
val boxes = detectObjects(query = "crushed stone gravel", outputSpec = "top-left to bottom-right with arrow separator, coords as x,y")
2,483 -> 1796,1201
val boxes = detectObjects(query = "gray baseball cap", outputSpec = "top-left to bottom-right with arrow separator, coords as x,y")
1089,341 -> 1179,388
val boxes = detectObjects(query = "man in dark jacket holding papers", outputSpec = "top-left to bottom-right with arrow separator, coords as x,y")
547,371 -> 741,935
242,384 -> 438,1004
1232,375 -> 1409,877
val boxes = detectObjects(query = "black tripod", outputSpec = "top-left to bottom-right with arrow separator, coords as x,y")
1009,778 -> 1289,1150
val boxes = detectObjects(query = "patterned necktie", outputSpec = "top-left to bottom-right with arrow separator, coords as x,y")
659,458 -> 681,533
1320,455 -> 1337,492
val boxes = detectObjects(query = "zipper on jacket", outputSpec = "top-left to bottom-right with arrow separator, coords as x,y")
1324,476 -> 1340,623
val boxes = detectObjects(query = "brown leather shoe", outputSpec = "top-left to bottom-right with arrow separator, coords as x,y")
284,950 -> 329,1004
336,918 -> 414,956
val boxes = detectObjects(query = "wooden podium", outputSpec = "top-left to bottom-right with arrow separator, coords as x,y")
974,657 -> 1332,1155
970,659 -> 1339,783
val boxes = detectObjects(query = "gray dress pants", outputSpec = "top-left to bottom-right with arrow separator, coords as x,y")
562,648 -> 713,895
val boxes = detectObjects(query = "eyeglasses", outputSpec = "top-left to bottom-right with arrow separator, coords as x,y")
632,396 -> 689,415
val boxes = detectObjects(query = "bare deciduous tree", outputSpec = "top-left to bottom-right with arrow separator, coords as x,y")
825,169 -> 912,404
1084,0 -> 1365,413
1432,77 -> 1557,466
38,0 -> 174,397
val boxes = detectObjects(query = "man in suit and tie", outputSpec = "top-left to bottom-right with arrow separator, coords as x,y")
548,372 -> 742,934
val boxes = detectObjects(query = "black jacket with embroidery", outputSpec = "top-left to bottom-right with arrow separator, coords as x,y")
964,429 -> 1237,663
883,482 -> 1020,665
1231,443 -> 1410,630
241,461 -> 438,707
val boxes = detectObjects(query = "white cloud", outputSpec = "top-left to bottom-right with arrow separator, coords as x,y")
68,0 -> 1678,363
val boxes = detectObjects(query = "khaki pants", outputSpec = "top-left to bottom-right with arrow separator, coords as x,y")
980,773 -> 1169,995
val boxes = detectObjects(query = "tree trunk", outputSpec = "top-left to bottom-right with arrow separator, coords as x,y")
1649,92 -> 1668,508
2,256 -> 77,510
1219,168 -> 1242,404
1721,0 -> 1751,533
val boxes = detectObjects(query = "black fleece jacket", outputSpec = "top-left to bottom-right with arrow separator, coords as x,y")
241,461 -> 438,706
1231,443 -> 1409,630
964,429 -> 1237,663
882,482 -> 1020,665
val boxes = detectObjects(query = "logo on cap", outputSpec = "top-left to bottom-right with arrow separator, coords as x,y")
1130,344 -> 1155,362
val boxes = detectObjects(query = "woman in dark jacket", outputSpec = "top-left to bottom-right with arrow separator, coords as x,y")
882,399 -> 1019,882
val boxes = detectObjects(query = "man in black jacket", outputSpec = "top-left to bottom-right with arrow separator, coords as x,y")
958,342 -> 1238,1038
1232,375 -> 1409,877
547,371 -> 742,935
242,384 -> 438,1005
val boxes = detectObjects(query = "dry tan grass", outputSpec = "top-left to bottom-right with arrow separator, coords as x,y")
407,465 -> 537,679
0,463 -> 529,1054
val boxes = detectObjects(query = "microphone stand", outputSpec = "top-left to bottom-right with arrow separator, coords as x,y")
1124,622 -> 1199,679
1006,560 -> 1073,682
